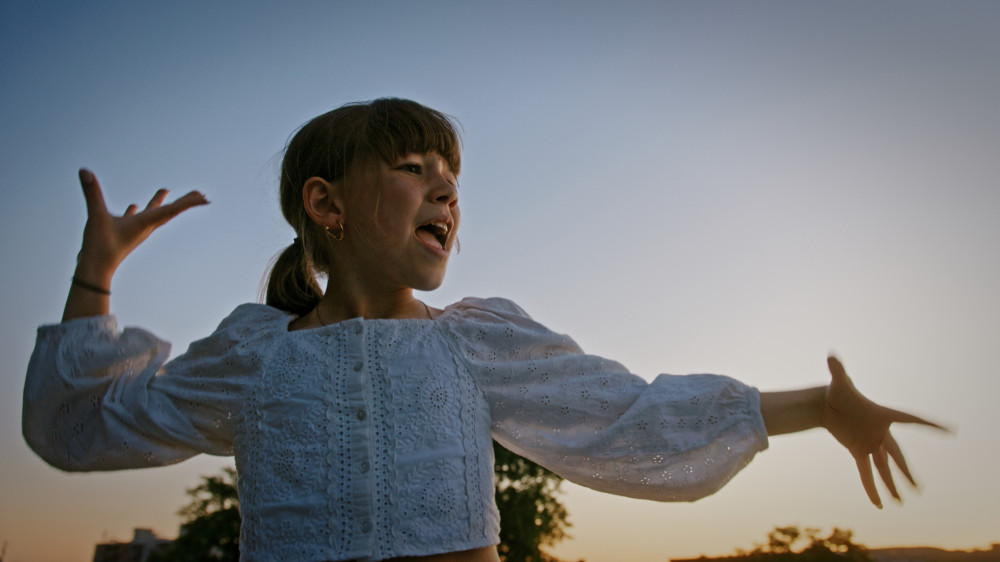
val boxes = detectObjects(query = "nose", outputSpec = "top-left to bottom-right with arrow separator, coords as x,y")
432,180 -> 458,208
428,164 -> 458,208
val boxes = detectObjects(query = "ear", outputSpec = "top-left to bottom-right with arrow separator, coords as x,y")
302,176 -> 344,227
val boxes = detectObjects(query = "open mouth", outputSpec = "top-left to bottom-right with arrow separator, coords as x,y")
416,220 -> 450,250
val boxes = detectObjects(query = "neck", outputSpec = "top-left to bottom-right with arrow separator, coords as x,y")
313,286 -> 431,324
300,243 -> 441,326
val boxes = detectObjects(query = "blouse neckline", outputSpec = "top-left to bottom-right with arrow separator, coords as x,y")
281,301 -> 461,334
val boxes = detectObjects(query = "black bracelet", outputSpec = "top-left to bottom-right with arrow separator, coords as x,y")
72,276 -> 111,295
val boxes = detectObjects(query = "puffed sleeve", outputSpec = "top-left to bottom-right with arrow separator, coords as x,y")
446,297 -> 769,502
22,304 -> 288,472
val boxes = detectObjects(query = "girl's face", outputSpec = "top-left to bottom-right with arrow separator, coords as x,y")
343,152 -> 460,292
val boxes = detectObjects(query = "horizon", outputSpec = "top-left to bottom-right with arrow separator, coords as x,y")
66,518 -> 1000,562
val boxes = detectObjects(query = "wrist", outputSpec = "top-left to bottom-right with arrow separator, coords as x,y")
760,386 -> 827,436
72,276 -> 111,295
73,260 -> 115,290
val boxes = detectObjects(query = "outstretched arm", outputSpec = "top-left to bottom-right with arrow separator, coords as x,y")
759,356 -> 946,508
63,169 -> 209,321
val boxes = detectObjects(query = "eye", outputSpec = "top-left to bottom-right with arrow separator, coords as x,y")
397,162 -> 422,174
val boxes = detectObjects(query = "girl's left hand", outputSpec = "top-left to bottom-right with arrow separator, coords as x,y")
62,169 -> 209,321
822,356 -> 947,508
75,168 -> 209,278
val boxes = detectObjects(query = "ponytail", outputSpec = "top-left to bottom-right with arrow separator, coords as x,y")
264,240 -> 323,316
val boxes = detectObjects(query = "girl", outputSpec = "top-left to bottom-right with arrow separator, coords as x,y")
23,98 -> 942,562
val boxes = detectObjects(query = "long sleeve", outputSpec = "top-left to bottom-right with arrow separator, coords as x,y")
22,304 -> 285,472
447,297 -> 769,502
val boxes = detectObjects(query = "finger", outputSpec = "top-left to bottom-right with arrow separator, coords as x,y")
166,190 -> 209,213
145,188 -> 170,211
873,445 -> 900,502
142,190 -> 209,227
855,454 -> 882,509
885,407 -> 949,431
79,168 -> 109,217
123,204 -> 140,217
827,355 -> 851,384
884,432 -> 918,488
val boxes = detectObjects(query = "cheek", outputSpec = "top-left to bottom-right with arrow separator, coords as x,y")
367,198 -> 406,232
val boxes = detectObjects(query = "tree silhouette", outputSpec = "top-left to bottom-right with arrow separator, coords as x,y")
493,442 -> 571,562
767,526 -> 801,555
147,467 -> 240,562
738,525 -> 870,562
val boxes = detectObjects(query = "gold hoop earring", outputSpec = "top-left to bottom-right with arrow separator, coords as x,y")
326,220 -> 345,242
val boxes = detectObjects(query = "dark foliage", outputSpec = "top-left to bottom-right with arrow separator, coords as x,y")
733,526 -> 871,562
147,467 -> 240,562
494,442 -> 571,562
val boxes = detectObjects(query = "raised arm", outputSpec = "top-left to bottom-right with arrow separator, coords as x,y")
760,356 -> 946,508
63,169 -> 209,321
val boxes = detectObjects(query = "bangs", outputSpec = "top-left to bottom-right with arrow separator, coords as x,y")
281,98 -> 462,193
361,98 -> 462,176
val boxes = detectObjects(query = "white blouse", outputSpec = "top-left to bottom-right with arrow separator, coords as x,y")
23,297 -> 768,562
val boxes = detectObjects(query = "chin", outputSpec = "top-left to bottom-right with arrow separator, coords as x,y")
412,273 -> 447,292
414,280 -> 445,292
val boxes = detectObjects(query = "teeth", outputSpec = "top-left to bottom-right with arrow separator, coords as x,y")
427,221 -> 449,234
418,220 -> 451,248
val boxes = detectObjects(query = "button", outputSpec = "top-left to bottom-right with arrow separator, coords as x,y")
356,409 -> 367,421
352,362 -> 363,372
354,325 -> 362,335
361,519 -> 373,533
360,461 -> 371,473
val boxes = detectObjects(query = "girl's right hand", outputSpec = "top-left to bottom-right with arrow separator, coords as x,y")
64,169 -> 208,321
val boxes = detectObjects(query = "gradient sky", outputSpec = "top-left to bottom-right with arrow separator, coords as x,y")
1,2 -> 998,561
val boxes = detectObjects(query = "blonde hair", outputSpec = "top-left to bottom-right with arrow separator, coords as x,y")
264,98 -> 462,315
